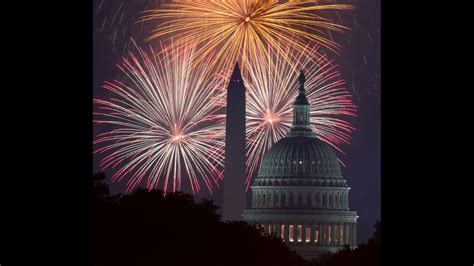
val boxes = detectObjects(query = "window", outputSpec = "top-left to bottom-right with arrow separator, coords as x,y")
281,225 -> 285,241
305,227 -> 311,242
314,226 -> 319,243
289,225 -> 294,242
297,225 -> 302,242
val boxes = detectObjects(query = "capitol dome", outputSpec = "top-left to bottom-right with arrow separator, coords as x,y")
258,136 -> 343,179
243,71 -> 358,260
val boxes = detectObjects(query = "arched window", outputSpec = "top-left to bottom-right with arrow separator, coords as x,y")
297,225 -> 302,242
281,225 -> 286,241
289,225 -> 294,242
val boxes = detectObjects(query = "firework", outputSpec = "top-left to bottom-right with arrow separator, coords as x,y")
94,0 -> 159,56
243,42 -> 356,188
141,0 -> 353,70
94,40 -> 228,194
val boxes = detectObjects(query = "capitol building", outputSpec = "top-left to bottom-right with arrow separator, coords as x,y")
242,71 -> 358,260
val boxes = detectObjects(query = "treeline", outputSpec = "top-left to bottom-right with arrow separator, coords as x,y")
92,172 -> 305,266
92,172 -> 380,266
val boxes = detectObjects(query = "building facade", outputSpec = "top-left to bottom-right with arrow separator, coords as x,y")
242,71 -> 358,260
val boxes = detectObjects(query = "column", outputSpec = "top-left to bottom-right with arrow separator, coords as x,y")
320,223 -> 325,246
310,224 -> 315,243
277,191 -> 281,207
345,223 -> 349,245
348,223 -> 352,246
348,223 -> 352,247
352,223 -> 357,247
347,223 -> 352,246
271,191 -> 274,207
337,193 -> 340,208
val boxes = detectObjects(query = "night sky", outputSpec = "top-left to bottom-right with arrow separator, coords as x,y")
93,0 -> 380,245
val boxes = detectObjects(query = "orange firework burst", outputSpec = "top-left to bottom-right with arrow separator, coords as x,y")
140,0 -> 353,70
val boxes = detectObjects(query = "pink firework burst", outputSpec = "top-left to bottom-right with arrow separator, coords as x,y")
94,40 -> 228,194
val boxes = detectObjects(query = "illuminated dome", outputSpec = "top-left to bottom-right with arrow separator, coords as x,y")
258,137 -> 343,180
243,71 -> 358,260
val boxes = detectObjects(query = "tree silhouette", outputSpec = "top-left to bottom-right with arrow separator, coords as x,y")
92,172 -> 305,266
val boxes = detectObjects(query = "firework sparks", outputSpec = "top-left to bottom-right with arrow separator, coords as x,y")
94,0 -> 159,56
94,39 -> 228,194
243,42 -> 357,188
141,0 -> 353,70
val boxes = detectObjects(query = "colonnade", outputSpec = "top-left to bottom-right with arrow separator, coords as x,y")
256,222 -> 357,247
252,189 -> 349,209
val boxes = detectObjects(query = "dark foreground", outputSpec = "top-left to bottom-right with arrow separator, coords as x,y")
93,173 -> 380,266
